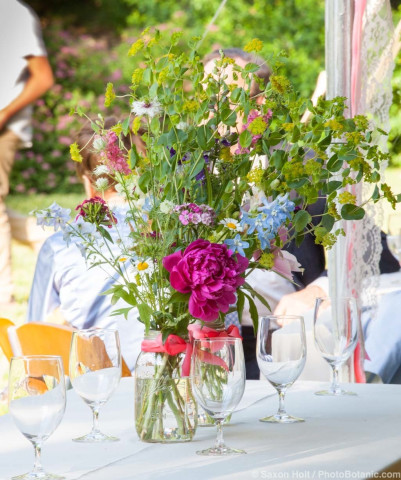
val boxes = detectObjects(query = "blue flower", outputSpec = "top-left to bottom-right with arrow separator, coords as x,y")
224,234 -> 249,257
257,228 -> 275,250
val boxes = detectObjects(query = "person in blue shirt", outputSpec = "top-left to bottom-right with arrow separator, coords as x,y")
27,118 -> 145,371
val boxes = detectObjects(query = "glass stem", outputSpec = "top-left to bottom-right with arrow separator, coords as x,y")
331,365 -> 340,393
32,441 -> 43,473
277,389 -> 287,417
215,419 -> 225,450
91,406 -> 100,433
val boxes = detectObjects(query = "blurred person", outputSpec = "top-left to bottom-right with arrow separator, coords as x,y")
204,49 -> 400,378
0,0 -> 54,306
27,118 -> 145,371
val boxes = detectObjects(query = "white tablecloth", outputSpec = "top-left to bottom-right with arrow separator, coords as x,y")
1,378 -> 401,479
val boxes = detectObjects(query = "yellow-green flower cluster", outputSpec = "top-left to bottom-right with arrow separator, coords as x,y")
338,191 -> 356,205
324,119 -> 343,131
354,115 -> 369,130
70,142 -> 82,163
305,159 -> 322,176
131,68 -> 143,86
282,161 -> 304,180
111,123 -> 123,136
259,252 -> 275,269
219,147 -> 233,163
381,183 -> 397,209
158,67 -> 169,85
132,116 -> 142,135
247,167 -> 264,184
244,38 -> 263,53
282,123 -> 294,132
248,117 -> 268,135
270,75 -> 291,94
183,100 -> 198,113
327,203 -> 341,220
345,131 -> 364,144
104,82 -> 116,107
128,38 -> 144,56
314,227 -> 337,248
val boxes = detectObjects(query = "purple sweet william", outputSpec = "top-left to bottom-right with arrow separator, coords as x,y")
163,239 -> 249,322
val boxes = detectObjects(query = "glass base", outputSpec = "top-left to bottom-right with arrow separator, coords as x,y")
12,471 -> 64,480
72,430 -> 119,443
196,446 -> 246,456
315,389 -> 357,396
259,413 -> 304,424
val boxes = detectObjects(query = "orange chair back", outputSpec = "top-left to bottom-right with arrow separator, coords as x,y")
0,320 -> 131,377
0,318 -> 15,361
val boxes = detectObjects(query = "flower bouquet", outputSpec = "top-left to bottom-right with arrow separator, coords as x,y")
35,30 -> 396,442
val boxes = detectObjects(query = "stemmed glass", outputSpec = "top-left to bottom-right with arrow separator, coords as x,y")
8,355 -> 66,480
69,328 -> 122,442
313,296 -> 358,396
191,337 -> 246,456
257,315 -> 306,423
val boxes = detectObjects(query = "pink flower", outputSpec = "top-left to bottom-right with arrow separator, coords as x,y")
97,131 -> 131,175
76,196 -> 117,228
272,250 -> 302,281
163,239 -> 249,322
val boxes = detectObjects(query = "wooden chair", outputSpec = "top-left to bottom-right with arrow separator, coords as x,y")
0,319 -> 131,377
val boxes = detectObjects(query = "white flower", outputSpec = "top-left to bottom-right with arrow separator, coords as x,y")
115,176 -> 138,198
159,200 -> 175,214
220,218 -> 243,232
130,258 -> 155,277
93,165 -> 109,176
93,136 -> 107,152
95,177 -> 109,192
131,98 -> 163,118
176,121 -> 189,131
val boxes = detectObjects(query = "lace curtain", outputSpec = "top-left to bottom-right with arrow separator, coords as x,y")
350,0 -> 394,311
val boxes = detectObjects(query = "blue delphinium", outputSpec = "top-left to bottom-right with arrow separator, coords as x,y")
224,234 -> 249,257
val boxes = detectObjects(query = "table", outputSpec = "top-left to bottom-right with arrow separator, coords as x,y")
1,378 -> 401,479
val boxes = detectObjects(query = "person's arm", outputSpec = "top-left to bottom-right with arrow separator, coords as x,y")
0,55 -> 54,130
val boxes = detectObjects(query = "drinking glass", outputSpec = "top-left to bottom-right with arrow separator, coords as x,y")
191,337 -> 246,456
69,328 -> 122,442
313,296 -> 358,396
257,315 -> 306,423
8,355 -> 66,480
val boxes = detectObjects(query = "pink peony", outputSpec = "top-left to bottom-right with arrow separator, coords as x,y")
163,239 -> 249,322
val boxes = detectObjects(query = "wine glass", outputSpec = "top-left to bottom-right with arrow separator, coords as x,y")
8,355 -> 66,480
313,296 -> 358,396
69,328 -> 122,442
191,337 -> 246,456
257,315 -> 306,423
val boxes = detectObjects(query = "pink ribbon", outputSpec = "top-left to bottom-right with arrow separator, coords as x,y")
141,333 -> 187,356
141,324 -> 242,378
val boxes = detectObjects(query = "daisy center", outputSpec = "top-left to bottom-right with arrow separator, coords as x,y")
227,222 -> 237,229
137,261 -> 149,271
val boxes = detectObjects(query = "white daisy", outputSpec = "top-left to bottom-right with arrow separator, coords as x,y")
131,98 -> 163,118
130,258 -> 155,277
220,218 -> 243,232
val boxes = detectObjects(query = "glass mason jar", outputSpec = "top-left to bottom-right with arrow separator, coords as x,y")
134,332 -> 197,443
